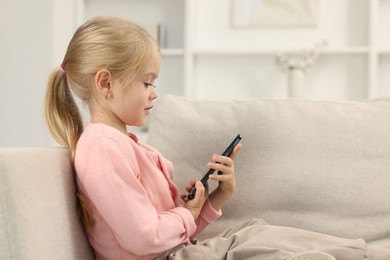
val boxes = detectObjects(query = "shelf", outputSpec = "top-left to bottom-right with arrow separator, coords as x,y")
192,47 -> 370,56
161,48 -> 184,56
378,50 -> 390,55
322,48 -> 370,55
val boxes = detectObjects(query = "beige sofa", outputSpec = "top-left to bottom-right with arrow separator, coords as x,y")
1,95 -> 390,259
147,95 -> 390,246
0,148 -> 94,260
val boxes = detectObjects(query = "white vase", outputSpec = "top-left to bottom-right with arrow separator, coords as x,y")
288,69 -> 307,98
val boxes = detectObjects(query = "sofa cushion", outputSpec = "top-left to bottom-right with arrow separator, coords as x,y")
147,95 -> 390,247
0,147 -> 94,260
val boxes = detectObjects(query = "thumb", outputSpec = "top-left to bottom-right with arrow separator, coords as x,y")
193,181 -> 205,201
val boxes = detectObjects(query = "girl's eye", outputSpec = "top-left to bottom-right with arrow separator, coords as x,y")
144,82 -> 156,88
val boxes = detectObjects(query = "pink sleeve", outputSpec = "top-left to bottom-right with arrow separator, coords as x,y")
193,199 -> 222,237
148,142 -> 222,239
81,137 -> 196,256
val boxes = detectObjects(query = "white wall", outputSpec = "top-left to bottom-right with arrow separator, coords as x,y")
190,0 -> 370,101
0,0 -> 382,147
0,0 -> 53,147
0,0 -> 78,147
193,0 -> 367,49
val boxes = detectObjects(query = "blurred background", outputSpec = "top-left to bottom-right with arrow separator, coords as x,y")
1,0 -> 390,147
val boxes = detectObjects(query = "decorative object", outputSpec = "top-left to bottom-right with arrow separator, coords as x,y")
287,68 -> 307,98
275,40 -> 327,98
231,0 -> 320,28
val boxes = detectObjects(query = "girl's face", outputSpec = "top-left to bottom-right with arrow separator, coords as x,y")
111,51 -> 160,129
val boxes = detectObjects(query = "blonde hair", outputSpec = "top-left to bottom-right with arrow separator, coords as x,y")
44,16 -> 159,233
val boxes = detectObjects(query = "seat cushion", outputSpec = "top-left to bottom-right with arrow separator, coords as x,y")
147,95 -> 390,247
0,147 -> 94,260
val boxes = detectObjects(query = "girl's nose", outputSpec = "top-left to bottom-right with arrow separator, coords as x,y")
150,87 -> 158,100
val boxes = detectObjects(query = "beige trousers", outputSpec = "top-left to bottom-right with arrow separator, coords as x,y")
156,218 -> 390,260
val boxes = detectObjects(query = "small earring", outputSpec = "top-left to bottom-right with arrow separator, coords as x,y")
105,92 -> 112,100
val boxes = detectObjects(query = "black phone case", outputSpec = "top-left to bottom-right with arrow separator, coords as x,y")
186,134 -> 242,200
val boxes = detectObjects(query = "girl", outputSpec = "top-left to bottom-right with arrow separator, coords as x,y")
44,16 -> 240,259
45,16 -> 384,260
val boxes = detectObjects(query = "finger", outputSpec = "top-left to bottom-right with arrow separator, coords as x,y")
185,181 -> 196,192
209,173 -> 233,182
181,194 -> 189,202
212,154 -> 233,167
229,143 -> 242,160
193,181 -> 205,201
207,162 -> 232,174
186,185 -> 196,192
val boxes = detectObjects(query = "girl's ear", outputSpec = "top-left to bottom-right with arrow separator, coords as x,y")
94,69 -> 112,98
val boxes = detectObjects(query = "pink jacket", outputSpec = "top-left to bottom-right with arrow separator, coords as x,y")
74,123 -> 221,260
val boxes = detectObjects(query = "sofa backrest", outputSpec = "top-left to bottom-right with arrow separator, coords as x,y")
147,95 -> 390,247
0,147 -> 94,260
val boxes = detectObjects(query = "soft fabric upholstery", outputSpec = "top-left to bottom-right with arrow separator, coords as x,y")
0,147 -> 94,260
147,95 -> 390,247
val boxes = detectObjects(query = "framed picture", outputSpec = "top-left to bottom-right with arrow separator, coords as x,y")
231,0 -> 320,28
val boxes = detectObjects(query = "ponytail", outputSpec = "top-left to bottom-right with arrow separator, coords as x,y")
44,68 -> 95,233
44,68 -> 83,160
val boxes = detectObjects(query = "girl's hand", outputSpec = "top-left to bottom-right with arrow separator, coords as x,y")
208,144 -> 241,210
209,143 -> 241,195
181,181 -> 208,220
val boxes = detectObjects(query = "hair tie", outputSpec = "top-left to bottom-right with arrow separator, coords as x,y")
59,64 -> 66,74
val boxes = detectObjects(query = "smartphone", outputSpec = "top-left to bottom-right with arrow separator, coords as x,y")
186,134 -> 243,200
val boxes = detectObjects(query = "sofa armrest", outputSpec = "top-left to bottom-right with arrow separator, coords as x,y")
0,147 -> 94,260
